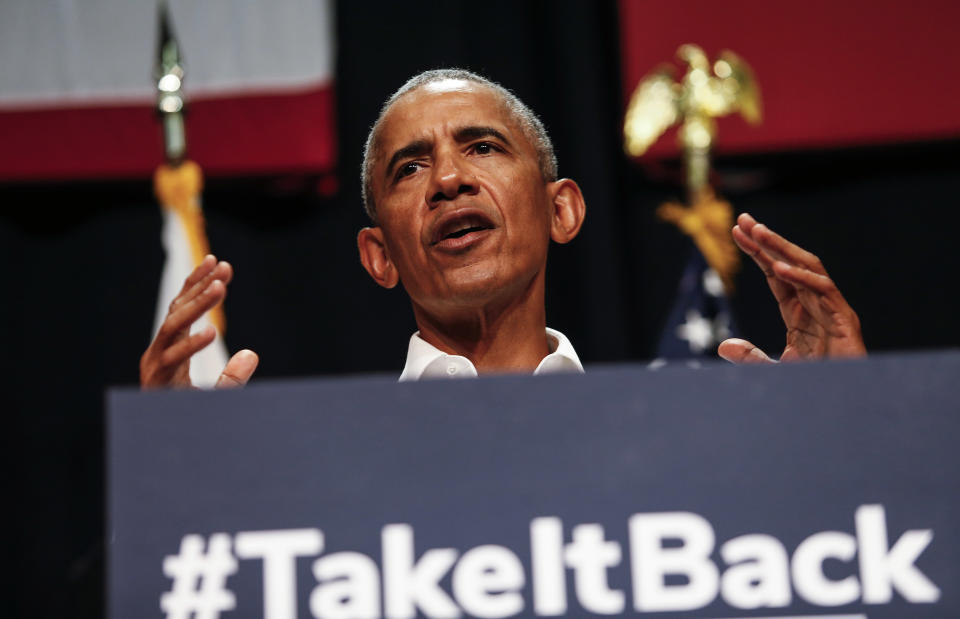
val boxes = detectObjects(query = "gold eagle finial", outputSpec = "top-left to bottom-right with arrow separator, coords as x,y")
624,44 -> 761,160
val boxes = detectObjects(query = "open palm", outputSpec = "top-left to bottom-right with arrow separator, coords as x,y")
718,213 -> 865,364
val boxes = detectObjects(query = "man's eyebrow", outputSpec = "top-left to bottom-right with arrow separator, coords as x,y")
383,127 -> 511,180
385,139 -> 432,179
454,126 -> 512,146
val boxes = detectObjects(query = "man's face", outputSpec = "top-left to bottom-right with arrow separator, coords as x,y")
368,80 -> 554,315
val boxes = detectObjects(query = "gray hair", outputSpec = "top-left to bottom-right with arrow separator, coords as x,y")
361,68 -> 558,222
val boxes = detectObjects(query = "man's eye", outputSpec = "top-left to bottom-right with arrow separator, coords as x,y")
472,142 -> 498,155
397,162 -> 420,179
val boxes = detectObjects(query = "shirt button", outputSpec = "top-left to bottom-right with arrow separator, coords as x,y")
446,365 -> 458,375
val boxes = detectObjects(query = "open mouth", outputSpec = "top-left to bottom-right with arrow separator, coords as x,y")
431,212 -> 495,246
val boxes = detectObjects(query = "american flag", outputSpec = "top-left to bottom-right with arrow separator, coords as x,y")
655,247 -> 737,361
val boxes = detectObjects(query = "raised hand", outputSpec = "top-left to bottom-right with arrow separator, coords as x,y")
140,255 -> 259,388
718,213 -> 866,364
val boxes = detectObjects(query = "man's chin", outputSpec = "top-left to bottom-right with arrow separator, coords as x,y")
440,272 -> 506,306
407,268 -> 504,310
426,265 -> 542,315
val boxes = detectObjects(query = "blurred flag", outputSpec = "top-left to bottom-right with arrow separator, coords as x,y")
656,249 -> 736,360
0,0 -> 336,180
652,187 -> 743,360
153,162 -> 227,387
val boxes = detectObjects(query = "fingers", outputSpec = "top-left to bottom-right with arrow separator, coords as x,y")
169,257 -> 233,315
216,349 -> 260,388
732,223 -> 772,274
141,324 -> 217,389
175,254 -> 217,298
159,325 -> 217,368
737,213 -> 825,275
155,256 -> 232,349
772,257 -> 857,334
730,214 -> 867,361
772,260 -> 836,297
141,255 -> 235,390
733,223 -> 795,308
718,338 -> 776,364
734,213 -> 836,308
156,279 -> 228,346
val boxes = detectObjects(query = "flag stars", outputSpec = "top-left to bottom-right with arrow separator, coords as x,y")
676,309 -> 732,354
702,268 -> 725,297
677,310 -> 714,353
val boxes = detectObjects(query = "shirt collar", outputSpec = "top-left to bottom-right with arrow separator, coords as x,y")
398,327 -> 584,381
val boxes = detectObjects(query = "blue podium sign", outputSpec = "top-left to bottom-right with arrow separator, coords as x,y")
109,352 -> 960,619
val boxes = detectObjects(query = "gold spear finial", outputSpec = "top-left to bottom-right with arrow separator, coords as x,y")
155,0 -> 187,165
623,44 -> 762,293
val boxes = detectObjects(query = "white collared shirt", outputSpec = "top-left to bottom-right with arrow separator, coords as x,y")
399,327 -> 584,381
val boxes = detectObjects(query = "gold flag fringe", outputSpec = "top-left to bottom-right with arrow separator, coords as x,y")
657,186 -> 740,295
153,160 -> 226,334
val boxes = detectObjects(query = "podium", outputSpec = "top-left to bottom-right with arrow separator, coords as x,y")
108,352 -> 960,618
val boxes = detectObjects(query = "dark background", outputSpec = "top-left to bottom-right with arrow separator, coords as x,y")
5,1 -> 958,616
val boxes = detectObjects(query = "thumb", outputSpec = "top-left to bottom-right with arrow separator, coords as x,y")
718,338 -> 776,364
216,349 -> 260,388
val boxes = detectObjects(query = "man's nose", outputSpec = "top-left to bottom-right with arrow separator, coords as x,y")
428,152 -> 478,205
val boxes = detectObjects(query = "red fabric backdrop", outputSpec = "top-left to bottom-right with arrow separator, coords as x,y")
619,0 -> 960,156
0,86 -> 336,181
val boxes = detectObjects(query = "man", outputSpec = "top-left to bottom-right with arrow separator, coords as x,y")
140,69 -> 864,388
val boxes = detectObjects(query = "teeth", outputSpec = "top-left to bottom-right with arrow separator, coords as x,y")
451,218 -> 480,234
440,216 -> 488,241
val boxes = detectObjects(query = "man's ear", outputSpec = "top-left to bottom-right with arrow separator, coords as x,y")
548,178 -> 586,244
357,226 -> 399,289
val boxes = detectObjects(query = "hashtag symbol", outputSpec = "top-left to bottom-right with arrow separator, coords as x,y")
160,533 -> 238,619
